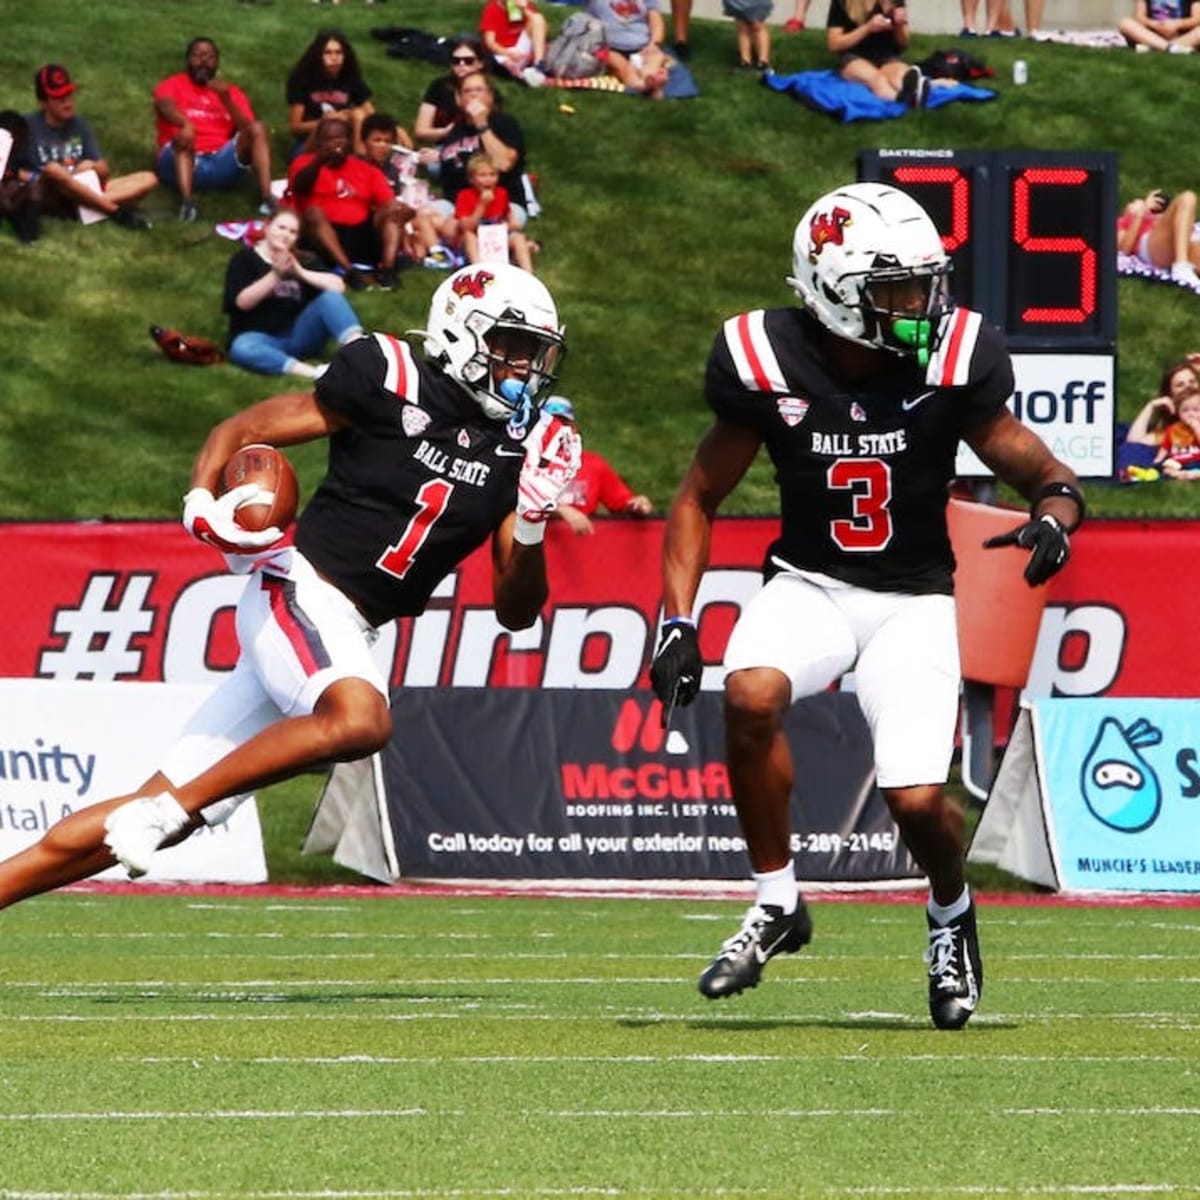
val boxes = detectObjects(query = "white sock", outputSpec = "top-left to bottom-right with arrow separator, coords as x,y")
753,861 -> 798,913
928,885 -> 971,926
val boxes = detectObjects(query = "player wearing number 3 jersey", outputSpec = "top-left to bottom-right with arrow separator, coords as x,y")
0,263 -> 579,903
650,183 -> 1085,1030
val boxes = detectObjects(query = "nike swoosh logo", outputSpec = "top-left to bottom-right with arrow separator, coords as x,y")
658,627 -> 683,654
495,447 -> 526,458
902,389 -> 936,412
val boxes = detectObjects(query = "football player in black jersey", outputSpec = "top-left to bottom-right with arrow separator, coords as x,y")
0,264 -> 580,904
650,183 -> 1085,1030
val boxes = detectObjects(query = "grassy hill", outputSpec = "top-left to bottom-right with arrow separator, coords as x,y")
3,0 -> 1200,520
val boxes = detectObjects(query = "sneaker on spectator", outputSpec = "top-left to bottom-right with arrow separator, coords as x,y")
1171,261 -> 1200,287
520,65 -> 546,88
374,264 -> 397,291
258,196 -> 279,217
899,65 -> 928,108
345,268 -> 373,291
179,199 -> 199,223
673,40 -> 691,61
112,206 -> 152,231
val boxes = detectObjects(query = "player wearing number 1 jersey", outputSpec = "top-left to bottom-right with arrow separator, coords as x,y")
650,183 -> 1085,1030
0,263 -> 581,905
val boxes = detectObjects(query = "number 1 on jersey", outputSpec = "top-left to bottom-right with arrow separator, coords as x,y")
377,478 -> 454,579
828,458 -> 894,552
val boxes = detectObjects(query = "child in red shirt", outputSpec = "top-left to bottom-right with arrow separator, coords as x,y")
480,0 -> 548,82
452,152 -> 535,271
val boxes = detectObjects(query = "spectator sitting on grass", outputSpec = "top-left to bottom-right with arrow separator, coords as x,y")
224,206 -> 364,380
1117,187 -> 1200,287
359,111 -> 429,268
1123,361 -> 1200,479
153,36 -> 276,223
587,0 -> 672,98
542,397 -> 654,535
1118,1 -> 1200,53
286,28 -> 375,157
480,0 -> 549,84
0,110 -> 40,242
19,64 -> 155,231
287,115 -> 411,291
454,152 -> 535,272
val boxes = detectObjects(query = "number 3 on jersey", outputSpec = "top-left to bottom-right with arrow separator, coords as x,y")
828,458 -> 894,552
377,478 -> 454,578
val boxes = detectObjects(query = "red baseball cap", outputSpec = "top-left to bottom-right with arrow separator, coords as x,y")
35,64 -> 78,100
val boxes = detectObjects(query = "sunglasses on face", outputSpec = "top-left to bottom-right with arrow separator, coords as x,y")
451,55 -> 478,64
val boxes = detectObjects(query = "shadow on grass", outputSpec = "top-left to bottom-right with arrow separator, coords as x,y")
619,1015 -> 1019,1032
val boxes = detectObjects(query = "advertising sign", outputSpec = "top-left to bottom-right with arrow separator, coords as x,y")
0,680 -> 267,883
971,698 -> 1200,893
0,518 -> 1196,702
375,689 -> 919,883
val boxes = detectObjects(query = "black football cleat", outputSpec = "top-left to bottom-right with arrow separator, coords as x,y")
698,899 -> 813,999
925,900 -> 984,1030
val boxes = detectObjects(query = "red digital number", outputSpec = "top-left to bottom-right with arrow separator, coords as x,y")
828,459 -> 893,552
377,478 -> 453,579
892,166 -> 971,252
1011,167 -> 1096,324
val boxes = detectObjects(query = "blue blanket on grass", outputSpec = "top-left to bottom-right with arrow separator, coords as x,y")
763,69 -> 995,122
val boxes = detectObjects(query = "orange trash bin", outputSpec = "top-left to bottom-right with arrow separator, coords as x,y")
946,496 -> 1048,688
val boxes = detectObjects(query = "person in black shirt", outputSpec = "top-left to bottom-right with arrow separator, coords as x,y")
431,73 -> 529,228
224,207 -> 364,377
0,264 -> 579,902
827,0 -> 928,107
650,183 -> 1085,1030
285,28 -> 375,156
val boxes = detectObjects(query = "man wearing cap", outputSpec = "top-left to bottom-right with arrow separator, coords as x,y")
18,64 -> 156,230
153,37 -> 276,223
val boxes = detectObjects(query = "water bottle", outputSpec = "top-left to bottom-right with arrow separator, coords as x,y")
1013,59 -> 1028,85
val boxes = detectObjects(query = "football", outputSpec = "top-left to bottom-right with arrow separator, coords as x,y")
217,444 -> 299,533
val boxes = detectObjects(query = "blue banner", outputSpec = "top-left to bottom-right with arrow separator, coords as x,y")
1035,699 -> 1200,892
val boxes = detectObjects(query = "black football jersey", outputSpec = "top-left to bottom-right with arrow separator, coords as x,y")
707,306 -> 1013,594
295,333 -> 527,625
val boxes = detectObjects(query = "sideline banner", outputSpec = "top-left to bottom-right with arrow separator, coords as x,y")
324,689 -> 921,883
0,680 -> 267,884
0,518 -> 1197,701
969,698 -> 1200,893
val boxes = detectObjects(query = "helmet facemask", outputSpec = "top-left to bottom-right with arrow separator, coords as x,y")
458,309 -> 565,426
861,259 -> 951,366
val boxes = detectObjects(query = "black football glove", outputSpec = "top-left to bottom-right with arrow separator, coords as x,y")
983,514 -> 1070,587
650,620 -> 702,720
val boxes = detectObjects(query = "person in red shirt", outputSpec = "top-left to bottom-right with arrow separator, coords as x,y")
287,115 -> 410,291
153,37 -> 275,223
480,0 -> 548,82
542,397 -> 654,535
454,153 -> 535,272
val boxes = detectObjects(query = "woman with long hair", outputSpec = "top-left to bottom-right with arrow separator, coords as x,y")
286,29 -> 374,156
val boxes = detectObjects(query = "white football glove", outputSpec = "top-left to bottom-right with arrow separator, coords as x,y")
183,485 -> 285,555
515,412 -> 582,541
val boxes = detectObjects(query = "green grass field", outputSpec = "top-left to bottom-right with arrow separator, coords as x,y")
2,887 -> 1199,1198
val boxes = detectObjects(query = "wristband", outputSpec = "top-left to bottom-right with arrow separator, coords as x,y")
1032,481 -> 1086,531
662,616 -> 694,629
513,515 -> 546,545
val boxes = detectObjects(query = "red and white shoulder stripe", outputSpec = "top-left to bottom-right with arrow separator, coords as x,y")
722,310 -> 789,394
372,332 -> 422,404
925,307 -> 983,389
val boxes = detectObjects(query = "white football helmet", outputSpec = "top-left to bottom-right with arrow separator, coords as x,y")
424,263 -> 566,424
788,183 -> 950,359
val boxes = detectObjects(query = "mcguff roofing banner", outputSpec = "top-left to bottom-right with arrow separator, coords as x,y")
315,689 -> 921,884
